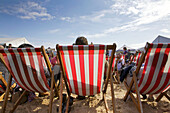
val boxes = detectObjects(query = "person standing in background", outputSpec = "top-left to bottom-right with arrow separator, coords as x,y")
8,44 -> 12,48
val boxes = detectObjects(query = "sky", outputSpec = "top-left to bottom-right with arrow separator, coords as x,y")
0,0 -> 170,49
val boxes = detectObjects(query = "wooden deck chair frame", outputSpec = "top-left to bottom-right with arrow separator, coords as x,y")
0,72 -> 7,101
123,42 -> 170,113
106,55 -> 119,84
130,52 -> 142,66
0,46 -> 59,113
155,85 -> 170,102
129,52 -> 137,64
113,54 -> 126,84
56,43 -> 116,113
0,72 -> 16,101
112,58 -> 120,84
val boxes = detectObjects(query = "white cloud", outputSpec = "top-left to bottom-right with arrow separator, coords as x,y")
80,13 -> 105,22
160,29 -> 170,33
84,33 -> 106,38
0,1 -> 54,20
68,32 -> 106,39
111,0 -> 170,26
60,17 -> 74,22
77,0 -> 170,38
48,29 -> 60,34
129,42 -> 146,49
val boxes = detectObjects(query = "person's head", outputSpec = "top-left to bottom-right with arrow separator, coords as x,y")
8,44 -> 12,48
123,47 -> 127,51
49,52 -> 54,58
0,45 -> 4,49
116,53 -> 121,59
75,36 -> 88,45
18,44 -> 34,48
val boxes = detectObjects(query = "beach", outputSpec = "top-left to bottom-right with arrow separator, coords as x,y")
0,83 -> 169,113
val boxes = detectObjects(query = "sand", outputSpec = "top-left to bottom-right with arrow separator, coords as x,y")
0,83 -> 169,113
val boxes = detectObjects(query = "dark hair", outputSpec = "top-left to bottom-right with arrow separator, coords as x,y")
123,47 -> 127,50
75,36 -> 88,45
18,44 -> 34,48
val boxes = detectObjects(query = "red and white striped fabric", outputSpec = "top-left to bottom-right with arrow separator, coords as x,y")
0,48 -> 50,93
134,52 -> 142,66
121,55 -> 125,60
162,85 -> 169,92
42,55 -> 47,68
59,45 -> 106,96
138,43 -> 170,94
133,55 -> 137,62
130,55 -> 133,61
112,57 -> 117,71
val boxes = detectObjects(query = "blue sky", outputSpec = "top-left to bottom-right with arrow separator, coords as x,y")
0,0 -> 170,49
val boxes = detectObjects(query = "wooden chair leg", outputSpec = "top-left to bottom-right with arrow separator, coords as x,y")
10,90 -> 27,113
133,72 -> 143,113
110,72 -> 116,113
103,93 -> 109,113
2,74 -> 12,113
49,72 -> 55,113
113,73 -> 119,84
156,91 -> 170,102
53,79 -> 59,98
123,79 -> 134,101
124,81 -> 141,112
156,93 -> 164,102
103,69 -> 116,113
164,93 -> 170,101
59,75 -> 63,113
65,94 -> 70,113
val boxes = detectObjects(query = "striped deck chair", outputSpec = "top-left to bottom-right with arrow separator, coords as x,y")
112,57 -> 120,84
0,46 -> 58,113
121,54 -> 125,60
123,43 -> 170,113
113,54 -> 126,84
130,55 -> 133,61
131,52 -> 142,66
56,44 -> 116,113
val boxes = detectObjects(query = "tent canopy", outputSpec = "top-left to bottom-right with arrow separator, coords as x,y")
108,44 -> 136,56
137,35 -> 170,51
116,44 -> 136,52
0,37 -> 31,47
152,35 -> 170,43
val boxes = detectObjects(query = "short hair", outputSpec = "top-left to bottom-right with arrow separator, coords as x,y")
75,36 -> 88,45
18,44 -> 34,48
123,47 -> 127,50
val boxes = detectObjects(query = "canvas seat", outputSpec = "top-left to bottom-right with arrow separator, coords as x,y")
56,44 -> 116,113
0,46 -> 58,113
